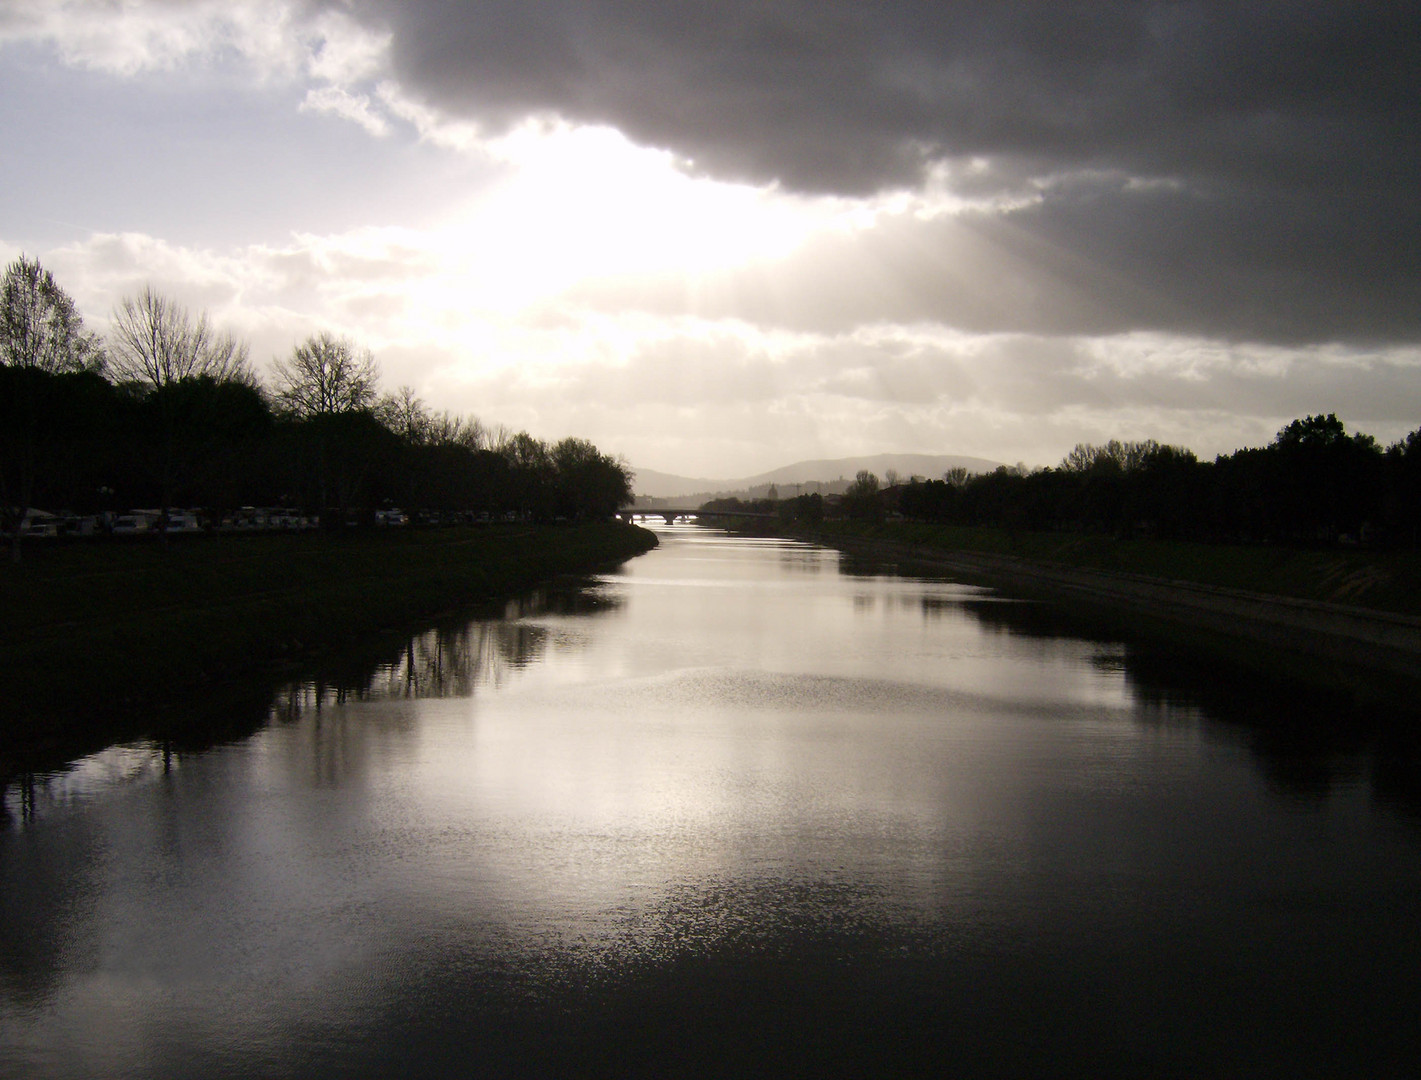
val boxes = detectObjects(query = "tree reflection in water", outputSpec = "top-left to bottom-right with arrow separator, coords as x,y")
3,578 -> 627,824
956,592 -> 1421,817
271,621 -> 551,715
271,579 -> 626,715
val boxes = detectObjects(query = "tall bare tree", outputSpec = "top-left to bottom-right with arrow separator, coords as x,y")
375,386 -> 490,452
271,334 -> 383,522
106,286 -> 255,541
0,255 -> 103,374
271,332 -> 379,417
1,255 -> 104,560
375,385 -> 433,443
108,285 -> 254,389
1059,439 -> 1163,475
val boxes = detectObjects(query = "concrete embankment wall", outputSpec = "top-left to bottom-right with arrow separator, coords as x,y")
805,533 -> 1421,694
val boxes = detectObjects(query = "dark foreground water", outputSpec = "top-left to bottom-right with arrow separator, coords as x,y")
4,525 -> 1420,1078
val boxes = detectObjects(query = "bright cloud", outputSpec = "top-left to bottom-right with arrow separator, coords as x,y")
305,7 -> 389,84
299,85 -> 390,137
0,0 -> 304,76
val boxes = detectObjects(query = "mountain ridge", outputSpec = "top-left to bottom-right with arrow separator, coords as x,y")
630,453 -> 1005,500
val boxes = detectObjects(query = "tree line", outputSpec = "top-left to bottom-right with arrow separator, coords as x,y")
0,256 -> 633,558
762,417 -> 1421,548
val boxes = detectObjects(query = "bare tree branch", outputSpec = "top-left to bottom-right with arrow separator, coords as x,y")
271,332 -> 380,417
376,384 -> 431,442
108,285 -> 254,389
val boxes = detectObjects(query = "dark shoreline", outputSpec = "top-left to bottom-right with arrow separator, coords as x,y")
0,523 -> 658,781
761,521 -> 1421,712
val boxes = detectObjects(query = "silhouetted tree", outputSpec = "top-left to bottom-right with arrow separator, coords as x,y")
1385,428 -> 1421,544
1269,414 -> 1383,542
842,470 -> 884,522
780,491 -> 824,525
1060,440 -> 1161,476
1,257 -> 105,559
1,255 -> 104,375
158,377 -> 272,520
316,410 -> 403,522
1127,444 -> 1203,539
550,437 -> 633,520
108,286 -> 253,389
271,332 -> 379,418
271,333 -> 385,522
958,466 -> 1028,530
500,432 -> 555,520
375,384 -> 432,444
106,288 -> 257,535
899,478 -> 957,522
1055,440 -> 1157,533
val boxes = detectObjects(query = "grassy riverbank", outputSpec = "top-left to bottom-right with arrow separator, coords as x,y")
784,520 -> 1421,616
0,523 -> 657,756
749,518 -> 1421,710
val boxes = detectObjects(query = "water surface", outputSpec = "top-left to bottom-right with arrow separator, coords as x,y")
4,525 -> 1419,1077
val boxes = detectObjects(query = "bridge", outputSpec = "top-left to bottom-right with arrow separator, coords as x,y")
618,507 -> 780,524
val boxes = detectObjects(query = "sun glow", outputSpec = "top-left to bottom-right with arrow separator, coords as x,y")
424,124 -> 839,309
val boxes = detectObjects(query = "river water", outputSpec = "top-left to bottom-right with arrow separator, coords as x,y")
3,524 -> 1420,1078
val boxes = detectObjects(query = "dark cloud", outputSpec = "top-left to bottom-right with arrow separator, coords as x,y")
566,180 -> 1421,345
363,2 -> 1417,192
344,1 -> 1420,344
1009,179 -> 1421,345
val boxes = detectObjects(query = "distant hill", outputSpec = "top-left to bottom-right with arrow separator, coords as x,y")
629,453 -> 1004,502
629,467 -> 725,499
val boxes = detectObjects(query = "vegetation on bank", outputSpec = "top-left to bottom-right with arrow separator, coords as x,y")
789,520 -> 1421,616
1,257 -> 633,562
0,523 -> 658,753
699,414 -> 1421,616
1,256 -> 652,773
714,415 -> 1421,551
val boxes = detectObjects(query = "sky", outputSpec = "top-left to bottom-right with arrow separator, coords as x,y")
1,1 -> 1418,478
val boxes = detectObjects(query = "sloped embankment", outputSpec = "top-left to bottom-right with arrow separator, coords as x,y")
791,523 -> 1421,702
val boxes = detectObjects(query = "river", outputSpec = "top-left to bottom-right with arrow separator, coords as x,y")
3,523 -> 1420,1078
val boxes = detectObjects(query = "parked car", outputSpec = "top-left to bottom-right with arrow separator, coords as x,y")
163,512 -> 203,534
112,513 -> 155,535
223,507 -> 270,531
59,516 -> 99,537
18,510 -> 62,538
